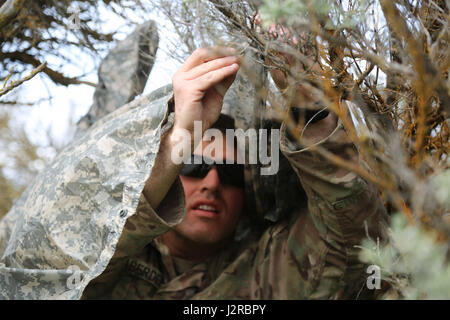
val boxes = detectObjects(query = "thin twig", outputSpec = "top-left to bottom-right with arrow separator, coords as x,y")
0,62 -> 47,97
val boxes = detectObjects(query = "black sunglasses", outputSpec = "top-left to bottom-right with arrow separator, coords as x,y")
180,155 -> 245,188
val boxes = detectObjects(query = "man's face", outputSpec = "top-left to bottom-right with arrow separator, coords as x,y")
172,135 -> 245,247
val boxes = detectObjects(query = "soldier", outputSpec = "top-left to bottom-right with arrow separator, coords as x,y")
0,39 -> 388,300
82,45 -> 387,299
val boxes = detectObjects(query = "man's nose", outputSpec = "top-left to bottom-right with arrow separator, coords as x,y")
200,167 -> 221,191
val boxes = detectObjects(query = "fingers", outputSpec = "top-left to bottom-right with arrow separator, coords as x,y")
179,47 -> 238,73
184,55 -> 239,80
174,46 -> 240,97
254,11 -> 262,26
267,24 -> 298,45
194,63 -> 239,93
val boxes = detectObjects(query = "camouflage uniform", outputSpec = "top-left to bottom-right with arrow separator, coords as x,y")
0,80 -> 387,299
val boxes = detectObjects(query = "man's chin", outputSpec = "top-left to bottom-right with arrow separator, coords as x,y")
178,227 -> 228,246
173,216 -> 235,245
185,231 -> 223,245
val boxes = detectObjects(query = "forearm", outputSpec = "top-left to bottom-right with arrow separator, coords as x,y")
142,126 -> 186,209
280,103 -> 388,237
281,105 -> 388,297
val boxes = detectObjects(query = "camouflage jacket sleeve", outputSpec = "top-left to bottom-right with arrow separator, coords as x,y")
0,85 -> 184,299
277,102 -> 388,298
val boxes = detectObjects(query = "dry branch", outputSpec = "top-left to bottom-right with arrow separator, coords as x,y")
0,61 -> 46,97
1,52 -> 96,87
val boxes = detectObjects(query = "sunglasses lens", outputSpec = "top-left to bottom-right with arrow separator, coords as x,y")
180,156 -> 244,188
217,164 -> 245,188
180,163 -> 208,178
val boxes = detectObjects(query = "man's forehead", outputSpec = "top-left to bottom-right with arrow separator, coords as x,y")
193,132 -> 238,162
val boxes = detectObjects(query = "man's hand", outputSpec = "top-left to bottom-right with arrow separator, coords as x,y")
172,47 -> 240,135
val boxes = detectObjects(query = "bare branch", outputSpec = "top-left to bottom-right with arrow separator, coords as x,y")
1,51 -> 96,87
0,61 -> 46,97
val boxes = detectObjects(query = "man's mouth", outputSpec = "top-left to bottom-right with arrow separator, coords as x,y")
191,200 -> 221,217
195,204 -> 218,213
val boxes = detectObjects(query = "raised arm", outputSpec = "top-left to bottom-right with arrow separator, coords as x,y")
279,102 -> 388,298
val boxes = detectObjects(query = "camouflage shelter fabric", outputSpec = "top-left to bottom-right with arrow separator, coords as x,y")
0,85 -> 173,299
76,20 -> 159,137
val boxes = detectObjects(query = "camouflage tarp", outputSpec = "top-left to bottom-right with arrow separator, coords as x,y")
0,85 -> 175,299
76,20 -> 159,136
